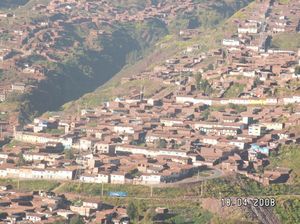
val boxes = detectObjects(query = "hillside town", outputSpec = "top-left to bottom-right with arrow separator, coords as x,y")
0,188 -> 140,223
0,0 -> 299,222
0,0 -> 204,130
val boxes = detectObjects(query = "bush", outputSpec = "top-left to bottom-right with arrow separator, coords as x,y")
127,201 -> 138,221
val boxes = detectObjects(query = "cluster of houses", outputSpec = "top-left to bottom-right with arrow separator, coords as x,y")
119,1 -> 300,106
0,0 -> 299,222
0,189 -> 133,223
0,0 -> 299,191
0,79 -> 297,187
0,0 -> 209,136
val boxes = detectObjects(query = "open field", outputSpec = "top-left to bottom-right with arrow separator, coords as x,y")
271,33 -> 300,51
0,178 -> 60,191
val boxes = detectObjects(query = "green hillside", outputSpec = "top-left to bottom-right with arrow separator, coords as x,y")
271,33 -> 300,51
0,0 -> 253,123
19,18 -> 168,123
0,0 -> 29,8
61,0 -> 254,113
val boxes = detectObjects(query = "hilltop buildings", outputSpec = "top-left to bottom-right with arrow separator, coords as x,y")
0,0 -> 299,202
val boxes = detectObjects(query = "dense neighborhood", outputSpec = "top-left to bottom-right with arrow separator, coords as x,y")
0,0 -> 299,223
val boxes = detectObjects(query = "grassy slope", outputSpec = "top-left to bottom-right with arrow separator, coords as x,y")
0,0 -> 29,9
275,196 -> 300,224
269,144 -> 300,185
224,83 -> 246,98
271,33 -> 300,51
0,0 -> 51,18
270,0 -> 299,51
0,178 -> 60,191
268,144 -> 300,223
61,46 -> 179,113
61,0 -> 254,113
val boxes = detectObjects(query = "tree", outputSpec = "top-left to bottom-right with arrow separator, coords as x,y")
127,201 -> 138,221
295,66 -> 300,75
64,149 -> 74,160
195,72 -> 202,89
199,79 -> 212,95
17,153 -> 26,166
207,63 -> 214,70
138,200 -> 148,215
128,169 -> 141,178
195,72 -> 212,95
254,77 -> 262,87
226,136 -> 234,140
202,110 -> 210,120
156,139 -> 167,148
284,103 -> 295,113
142,208 -> 156,223
239,57 -> 247,64
228,103 -> 247,113
151,0 -> 159,6
188,17 -> 200,29
69,215 -> 84,224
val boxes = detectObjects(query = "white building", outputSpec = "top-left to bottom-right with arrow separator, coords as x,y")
79,138 -> 98,151
79,173 -> 109,183
222,39 -> 240,46
160,119 -> 184,127
110,172 -> 126,184
113,125 -> 135,134
23,153 -> 47,162
26,213 -> 45,223
137,174 -> 161,185
238,25 -> 258,34
94,142 -> 116,154
262,122 -> 283,130
283,96 -> 300,104
248,124 -> 265,136
1,167 -> 76,180
14,131 -> 73,149
176,96 -> 213,105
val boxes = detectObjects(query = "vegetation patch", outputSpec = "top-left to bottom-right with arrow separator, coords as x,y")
0,179 -> 60,191
55,182 -> 186,199
0,0 -> 29,8
271,33 -> 300,51
224,83 -> 246,98
275,197 -> 300,224
269,144 -> 300,184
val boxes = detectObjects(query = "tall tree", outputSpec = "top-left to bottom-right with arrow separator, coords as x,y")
70,215 -> 84,224
127,201 -> 138,221
17,153 -> 26,166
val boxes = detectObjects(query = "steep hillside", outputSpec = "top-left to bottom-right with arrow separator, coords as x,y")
0,0 -> 253,124
61,0 -> 254,113
18,18 -> 168,122
0,0 -> 29,8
